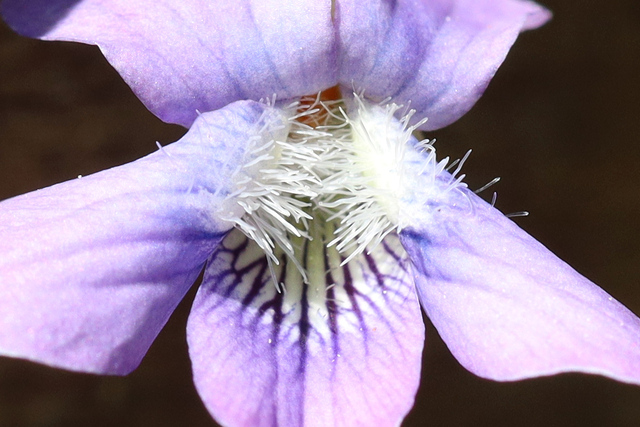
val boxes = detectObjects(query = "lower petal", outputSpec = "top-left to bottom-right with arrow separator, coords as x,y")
187,229 -> 424,427
400,188 -> 640,384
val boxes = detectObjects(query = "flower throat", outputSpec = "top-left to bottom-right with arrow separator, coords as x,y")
220,88 -> 454,291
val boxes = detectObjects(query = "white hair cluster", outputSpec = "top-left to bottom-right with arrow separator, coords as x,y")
221,93 -> 467,290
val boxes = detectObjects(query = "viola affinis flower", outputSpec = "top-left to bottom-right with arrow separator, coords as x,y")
2,1 -> 640,426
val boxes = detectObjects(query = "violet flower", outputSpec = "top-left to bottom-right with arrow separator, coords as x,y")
1,1 -> 639,426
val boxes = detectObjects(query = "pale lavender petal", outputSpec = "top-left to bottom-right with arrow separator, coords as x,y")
336,0 -> 551,130
187,230 -> 424,427
1,0 -> 336,127
0,100 -> 268,374
400,186 -> 640,383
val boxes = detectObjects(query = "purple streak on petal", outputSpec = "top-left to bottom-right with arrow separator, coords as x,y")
187,230 -> 424,427
336,0 -> 551,130
1,0 -> 337,127
0,100 -> 270,374
400,186 -> 640,384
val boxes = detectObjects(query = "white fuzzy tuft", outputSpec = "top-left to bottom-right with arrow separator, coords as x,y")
315,95 -> 434,264
218,104 -> 329,289
220,92 -> 470,288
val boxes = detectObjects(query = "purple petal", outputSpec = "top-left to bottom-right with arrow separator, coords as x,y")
400,187 -> 640,383
1,0 -> 336,127
336,0 -> 551,130
0,100 -> 268,374
187,230 -> 424,427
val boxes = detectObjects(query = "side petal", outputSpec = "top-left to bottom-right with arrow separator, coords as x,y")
1,0 -> 336,127
187,230 -> 424,427
0,100 -> 268,374
336,0 -> 551,130
400,187 -> 640,383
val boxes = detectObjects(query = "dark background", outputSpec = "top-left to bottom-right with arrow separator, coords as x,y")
2,0 -> 640,425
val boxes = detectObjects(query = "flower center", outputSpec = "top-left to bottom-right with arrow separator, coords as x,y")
221,90 -> 462,290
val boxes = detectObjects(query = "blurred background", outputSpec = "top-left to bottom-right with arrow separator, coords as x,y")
1,0 -> 640,426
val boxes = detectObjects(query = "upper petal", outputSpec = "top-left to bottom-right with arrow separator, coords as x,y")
1,0 -> 337,127
0,100 -> 269,374
188,229 -> 424,427
400,187 -> 640,383
336,0 -> 551,130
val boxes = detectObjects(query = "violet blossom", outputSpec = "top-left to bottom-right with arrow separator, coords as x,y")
1,1 -> 640,426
